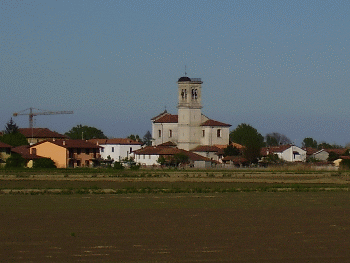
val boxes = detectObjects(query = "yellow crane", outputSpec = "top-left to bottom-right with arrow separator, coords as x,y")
13,107 -> 74,129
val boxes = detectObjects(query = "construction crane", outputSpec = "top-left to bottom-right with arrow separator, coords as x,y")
13,107 -> 74,129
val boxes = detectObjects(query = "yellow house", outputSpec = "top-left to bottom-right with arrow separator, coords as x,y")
29,140 -> 101,168
0,142 -> 12,167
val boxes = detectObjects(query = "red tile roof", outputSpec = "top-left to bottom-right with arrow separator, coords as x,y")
191,145 -> 220,152
133,146 -> 215,162
0,141 -> 12,148
153,114 -> 178,123
158,141 -> 177,147
12,145 -> 42,159
261,145 -> 292,156
33,139 -> 100,149
201,119 -> 231,127
88,138 -> 143,145
19,128 -> 67,139
324,148 -> 347,155
222,156 -> 248,164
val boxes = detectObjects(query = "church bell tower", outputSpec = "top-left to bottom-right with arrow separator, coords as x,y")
177,76 -> 203,151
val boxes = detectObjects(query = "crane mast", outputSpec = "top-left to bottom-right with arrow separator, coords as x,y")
13,107 -> 74,128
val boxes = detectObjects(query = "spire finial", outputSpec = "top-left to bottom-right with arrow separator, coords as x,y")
184,65 -> 187,76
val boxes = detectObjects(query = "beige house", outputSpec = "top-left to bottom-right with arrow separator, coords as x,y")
152,76 -> 231,151
19,128 -> 67,145
29,139 -> 101,168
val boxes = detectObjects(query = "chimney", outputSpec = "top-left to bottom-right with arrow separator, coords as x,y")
63,141 -> 66,146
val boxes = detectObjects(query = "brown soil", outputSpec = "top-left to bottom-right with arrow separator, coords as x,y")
1,193 -> 350,262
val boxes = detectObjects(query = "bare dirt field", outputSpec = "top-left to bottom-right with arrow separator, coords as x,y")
1,171 -> 350,262
2,193 -> 350,262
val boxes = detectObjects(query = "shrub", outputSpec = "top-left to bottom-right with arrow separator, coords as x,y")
113,161 -> 124,170
5,153 -> 26,168
33,158 -> 57,168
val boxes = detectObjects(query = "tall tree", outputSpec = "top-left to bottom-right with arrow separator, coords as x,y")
65,125 -> 107,140
230,123 -> 264,163
0,119 -> 28,147
302,137 -> 318,148
143,131 -> 152,146
265,133 -> 291,146
4,118 -> 19,134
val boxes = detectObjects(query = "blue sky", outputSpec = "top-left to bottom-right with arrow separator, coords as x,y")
1,0 -> 349,146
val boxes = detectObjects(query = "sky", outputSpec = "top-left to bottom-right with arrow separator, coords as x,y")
1,0 -> 350,147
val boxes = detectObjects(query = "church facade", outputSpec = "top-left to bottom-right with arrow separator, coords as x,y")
151,76 -> 231,151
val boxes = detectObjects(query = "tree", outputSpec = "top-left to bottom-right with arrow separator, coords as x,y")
230,123 -> 264,163
223,145 -> 240,157
0,119 -> 28,147
127,134 -> 142,142
328,151 -> 340,162
0,133 -> 29,147
143,131 -> 152,146
33,158 -> 56,168
65,125 -> 107,140
302,137 -> 318,148
265,133 -> 291,146
5,153 -> 26,168
4,118 -> 19,134
173,153 -> 189,166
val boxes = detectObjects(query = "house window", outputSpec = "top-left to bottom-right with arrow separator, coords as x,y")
202,130 -> 205,137
143,155 -> 145,159
85,149 -> 90,154
217,129 -> 221,138
130,147 -> 132,153
77,148 -> 81,154
169,130 -> 172,138
101,148 -> 104,153
158,130 -> 161,138
149,155 -> 151,159
111,147 -> 114,152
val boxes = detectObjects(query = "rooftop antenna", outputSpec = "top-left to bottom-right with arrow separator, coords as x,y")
184,65 -> 187,76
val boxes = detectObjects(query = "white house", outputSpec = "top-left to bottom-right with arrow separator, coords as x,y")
88,138 -> 143,161
152,76 -> 231,151
133,143 -> 216,168
263,145 -> 307,162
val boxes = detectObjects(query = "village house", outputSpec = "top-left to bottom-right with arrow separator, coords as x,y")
88,138 -> 143,162
151,76 -> 231,152
261,145 -> 307,162
133,142 -> 217,168
18,128 -> 68,145
29,139 -> 101,168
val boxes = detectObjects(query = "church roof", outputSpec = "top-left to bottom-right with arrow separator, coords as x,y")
153,114 -> 178,123
178,76 -> 191,82
201,119 -> 231,127
191,145 -> 220,152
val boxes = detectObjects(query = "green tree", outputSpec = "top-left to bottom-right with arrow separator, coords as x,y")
327,151 -> 340,162
5,153 -> 26,168
223,145 -> 240,157
173,153 -> 189,166
4,118 -> 19,134
230,123 -> 264,163
143,131 -> 152,146
302,137 -> 318,148
127,134 -> 142,142
265,133 -> 291,146
0,119 -> 28,147
33,158 -> 57,168
65,125 -> 107,140
157,156 -> 166,166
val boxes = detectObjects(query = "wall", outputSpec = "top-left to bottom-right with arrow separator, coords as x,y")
31,142 -> 67,168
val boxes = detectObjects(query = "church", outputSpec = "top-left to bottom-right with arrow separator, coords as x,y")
151,76 -> 231,151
